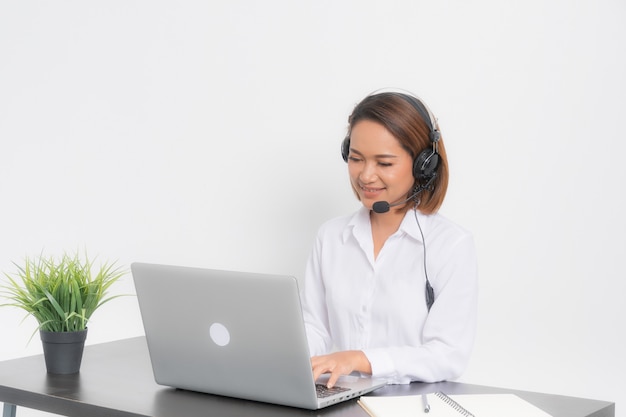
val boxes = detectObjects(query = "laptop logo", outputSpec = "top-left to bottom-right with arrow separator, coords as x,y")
209,322 -> 230,346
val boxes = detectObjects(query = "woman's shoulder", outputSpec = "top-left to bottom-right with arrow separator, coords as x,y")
318,211 -> 357,233
316,208 -> 366,236
421,211 -> 473,245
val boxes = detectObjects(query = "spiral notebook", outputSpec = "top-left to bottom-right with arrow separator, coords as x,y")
358,392 -> 553,417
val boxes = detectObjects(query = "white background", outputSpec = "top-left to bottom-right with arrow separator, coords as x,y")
1,1 -> 624,416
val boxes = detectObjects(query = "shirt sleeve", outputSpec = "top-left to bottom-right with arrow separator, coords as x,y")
362,232 -> 478,383
301,229 -> 334,356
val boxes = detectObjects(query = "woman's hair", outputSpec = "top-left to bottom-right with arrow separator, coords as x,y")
346,91 -> 449,214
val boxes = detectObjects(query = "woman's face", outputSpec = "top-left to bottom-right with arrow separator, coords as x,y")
347,120 -> 415,211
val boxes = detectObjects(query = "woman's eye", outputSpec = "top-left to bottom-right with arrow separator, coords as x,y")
348,156 -> 362,163
378,162 -> 392,167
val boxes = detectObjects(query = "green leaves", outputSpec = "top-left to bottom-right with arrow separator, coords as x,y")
1,252 -> 126,332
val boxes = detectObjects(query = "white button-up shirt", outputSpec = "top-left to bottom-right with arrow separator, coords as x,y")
301,206 -> 478,384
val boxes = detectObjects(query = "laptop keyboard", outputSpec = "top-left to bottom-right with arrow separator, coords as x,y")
315,384 -> 350,398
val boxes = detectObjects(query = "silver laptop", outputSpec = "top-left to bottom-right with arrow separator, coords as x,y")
131,262 -> 386,410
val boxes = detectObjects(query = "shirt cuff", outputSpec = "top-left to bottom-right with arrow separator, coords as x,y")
362,348 -> 395,377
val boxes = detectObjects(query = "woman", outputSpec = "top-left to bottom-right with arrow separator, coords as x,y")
301,91 -> 478,389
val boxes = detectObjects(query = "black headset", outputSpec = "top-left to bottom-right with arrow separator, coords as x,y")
341,92 -> 441,182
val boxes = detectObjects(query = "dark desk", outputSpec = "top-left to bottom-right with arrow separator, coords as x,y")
0,337 -> 615,417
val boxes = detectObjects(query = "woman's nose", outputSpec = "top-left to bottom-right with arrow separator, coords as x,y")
359,162 -> 377,183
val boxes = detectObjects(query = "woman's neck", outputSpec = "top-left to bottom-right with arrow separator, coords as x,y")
370,209 -> 406,259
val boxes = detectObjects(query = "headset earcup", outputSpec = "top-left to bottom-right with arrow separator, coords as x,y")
414,148 -> 439,179
341,137 -> 350,162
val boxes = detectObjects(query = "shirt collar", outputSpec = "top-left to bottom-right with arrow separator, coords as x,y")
342,206 -> 426,244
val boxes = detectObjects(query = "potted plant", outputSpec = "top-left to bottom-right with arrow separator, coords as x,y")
1,251 -> 125,374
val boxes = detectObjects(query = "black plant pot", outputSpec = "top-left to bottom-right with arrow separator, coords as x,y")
40,329 -> 88,374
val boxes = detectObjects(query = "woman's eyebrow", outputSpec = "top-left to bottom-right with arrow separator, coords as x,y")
349,148 -> 398,159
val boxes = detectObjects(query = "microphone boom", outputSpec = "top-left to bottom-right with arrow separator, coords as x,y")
371,175 -> 436,214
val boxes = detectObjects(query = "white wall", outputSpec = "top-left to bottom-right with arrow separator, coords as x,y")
1,1 -> 624,416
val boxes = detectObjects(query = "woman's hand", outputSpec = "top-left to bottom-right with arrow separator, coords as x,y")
311,350 -> 372,388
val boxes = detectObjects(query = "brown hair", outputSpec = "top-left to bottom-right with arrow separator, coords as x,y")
346,92 -> 449,214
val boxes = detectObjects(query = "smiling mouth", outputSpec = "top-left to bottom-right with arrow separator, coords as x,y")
360,185 -> 384,192
359,185 -> 385,199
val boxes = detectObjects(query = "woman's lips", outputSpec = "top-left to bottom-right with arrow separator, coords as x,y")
360,185 -> 384,199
